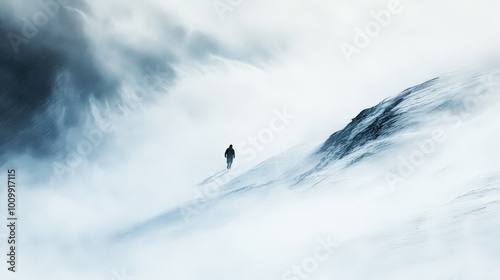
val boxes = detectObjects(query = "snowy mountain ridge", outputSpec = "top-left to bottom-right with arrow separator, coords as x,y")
116,69 -> 500,236
111,69 -> 500,279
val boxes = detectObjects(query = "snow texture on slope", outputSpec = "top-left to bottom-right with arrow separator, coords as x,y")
116,69 -> 500,241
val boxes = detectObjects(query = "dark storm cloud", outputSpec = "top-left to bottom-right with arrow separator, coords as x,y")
0,0 -> 273,165
0,0 -> 118,161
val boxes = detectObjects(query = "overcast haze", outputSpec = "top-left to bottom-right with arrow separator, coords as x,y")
1,0 -> 500,279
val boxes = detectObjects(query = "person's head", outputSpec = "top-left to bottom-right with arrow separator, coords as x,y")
229,144 -> 233,148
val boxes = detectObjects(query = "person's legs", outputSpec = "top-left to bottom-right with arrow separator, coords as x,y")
227,158 -> 233,169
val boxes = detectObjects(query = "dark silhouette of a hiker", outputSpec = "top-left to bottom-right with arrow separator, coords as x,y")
224,145 -> 235,170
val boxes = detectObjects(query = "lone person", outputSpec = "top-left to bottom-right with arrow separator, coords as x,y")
224,144 -> 235,170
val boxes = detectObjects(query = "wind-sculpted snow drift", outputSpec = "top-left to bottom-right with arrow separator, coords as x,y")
116,68 -> 500,230
112,69 -> 500,279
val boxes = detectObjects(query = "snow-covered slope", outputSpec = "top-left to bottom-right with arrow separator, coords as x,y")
109,69 -> 500,279
116,69 -> 500,233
